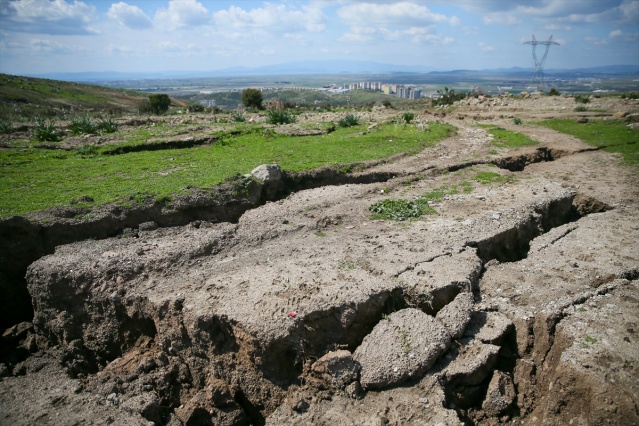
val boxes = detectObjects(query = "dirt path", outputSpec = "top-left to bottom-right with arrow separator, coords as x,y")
1,98 -> 638,425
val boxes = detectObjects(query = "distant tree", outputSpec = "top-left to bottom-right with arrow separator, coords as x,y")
148,94 -> 171,114
548,88 -> 560,96
242,88 -> 263,109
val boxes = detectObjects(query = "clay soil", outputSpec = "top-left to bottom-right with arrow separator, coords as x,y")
1,94 -> 639,426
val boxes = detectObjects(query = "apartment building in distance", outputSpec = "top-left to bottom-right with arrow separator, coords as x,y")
347,81 -> 421,99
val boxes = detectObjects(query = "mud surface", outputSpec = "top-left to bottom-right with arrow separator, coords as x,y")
1,95 -> 639,425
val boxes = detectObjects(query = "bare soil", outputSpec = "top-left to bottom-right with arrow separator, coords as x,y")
1,94 -> 639,425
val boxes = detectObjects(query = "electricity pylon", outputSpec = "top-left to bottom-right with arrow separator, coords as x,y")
523,35 -> 559,92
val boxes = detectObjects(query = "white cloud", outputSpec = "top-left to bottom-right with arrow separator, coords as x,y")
610,29 -> 623,38
30,38 -> 70,53
155,0 -> 210,30
108,2 -> 153,30
0,0 -> 97,35
337,2 -> 457,44
338,2 -> 459,27
478,42 -> 494,52
482,12 -> 521,26
212,4 -> 326,34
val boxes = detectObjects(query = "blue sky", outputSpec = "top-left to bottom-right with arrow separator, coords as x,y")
0,0 -> 638,75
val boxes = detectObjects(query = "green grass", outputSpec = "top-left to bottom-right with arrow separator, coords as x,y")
538,118 -> 639,166
479,124 -> 539,148
473,171 -> 515,185
0,121 -> 455,217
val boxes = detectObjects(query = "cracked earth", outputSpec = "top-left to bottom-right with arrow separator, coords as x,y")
1,95 -> 638,425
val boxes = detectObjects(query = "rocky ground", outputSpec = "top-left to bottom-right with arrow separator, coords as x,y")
1,94 -> 639,425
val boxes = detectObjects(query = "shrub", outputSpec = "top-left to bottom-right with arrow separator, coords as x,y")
574,95 -> 590,104
148,94 -> 171,114
513,117 -> 523,125
620,92 -> 639,100
267,110 -> 295,125
242,88 -> 263,109
402,112 -> 415,124
432,87 -> 466,106
0,120 -> 13,134
97,116 -> 118,133
382,100 -> 393,108
231,111 -> 246,122
548,88 -> 560,96
68,114 -> 98,135
186,103 -> 205,113
574,106 -> 588,112
33,118 -> 61,142
338,113 -> 359,128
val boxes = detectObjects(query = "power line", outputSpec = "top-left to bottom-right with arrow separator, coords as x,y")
523,35 -> 560,92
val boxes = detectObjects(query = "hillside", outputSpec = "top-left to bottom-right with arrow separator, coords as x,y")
0,74 -> 184,119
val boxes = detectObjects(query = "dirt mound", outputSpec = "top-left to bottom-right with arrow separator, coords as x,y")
1,99 -> 639,425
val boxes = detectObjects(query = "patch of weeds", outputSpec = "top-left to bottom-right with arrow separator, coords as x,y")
513,117 -> 523,125
0,120 -> 13,134
77,144 -> 99,157
338,164 -> 352,174
69,114 -> 98,135
402,112 -> 415,124
574,95 -> 590,104
267,110 -> 296,125
458,181 -> 473,193
574,106 -> 588,112
487,149 -> 499,155
369,198 -> 436,221
584,335 -> 597,344
338,258 -> 356,270
33,117 -> 61,142
314,230 -> 327,237
155,194 -> 172,204
231,111 -> 246,123
97,116 -> 118,133
473,171 -> 514,185
338,113 -> 359,128
399,329 -> 411,354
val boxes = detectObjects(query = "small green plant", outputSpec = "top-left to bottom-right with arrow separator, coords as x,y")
267,110 -> 295,125
314,230 -> 327,237
399,329 -> 411,354
402,112 -> 415,124
548,88 -> 560,96
382,100 -> 393,108
231,111 -> 246,123
97,116 -> 118,133
77,144 -> 99,157
69,114 -> 98,135
620,92 -> 639,100
338,113 -> 359,128
0,120 -> 13,134
33,118 -> 61,142
513,117 -> 523,125
574,106 -> 588,112
369,198 -> 436,221
480,124 -> 539,148
584,335 -> 597,344
574,95 -> 590,104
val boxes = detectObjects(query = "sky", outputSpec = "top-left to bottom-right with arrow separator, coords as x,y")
0,0 -> 638,76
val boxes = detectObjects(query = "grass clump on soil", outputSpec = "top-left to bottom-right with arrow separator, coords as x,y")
369,198 -> 436,221
0,121 -> 456,217
538,118 -> 639,166
479,124 -> 539,149
473,171 -> 514,185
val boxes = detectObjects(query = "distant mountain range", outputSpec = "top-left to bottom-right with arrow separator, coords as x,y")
21,61 -> 639,83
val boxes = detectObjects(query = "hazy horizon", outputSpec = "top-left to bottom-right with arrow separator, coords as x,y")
1,0 -> 638,76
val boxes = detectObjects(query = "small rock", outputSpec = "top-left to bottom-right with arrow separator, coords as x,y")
435,292 -> 474,340
482,371 -> 516,417
312,350 -> 360,389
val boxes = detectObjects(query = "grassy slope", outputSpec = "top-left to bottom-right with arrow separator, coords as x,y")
0,74 -> 184,119
539,119 -> 639,165
0,122 -> 455,217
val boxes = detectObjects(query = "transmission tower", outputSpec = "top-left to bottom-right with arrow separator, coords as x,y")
523,35 -> 559,92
